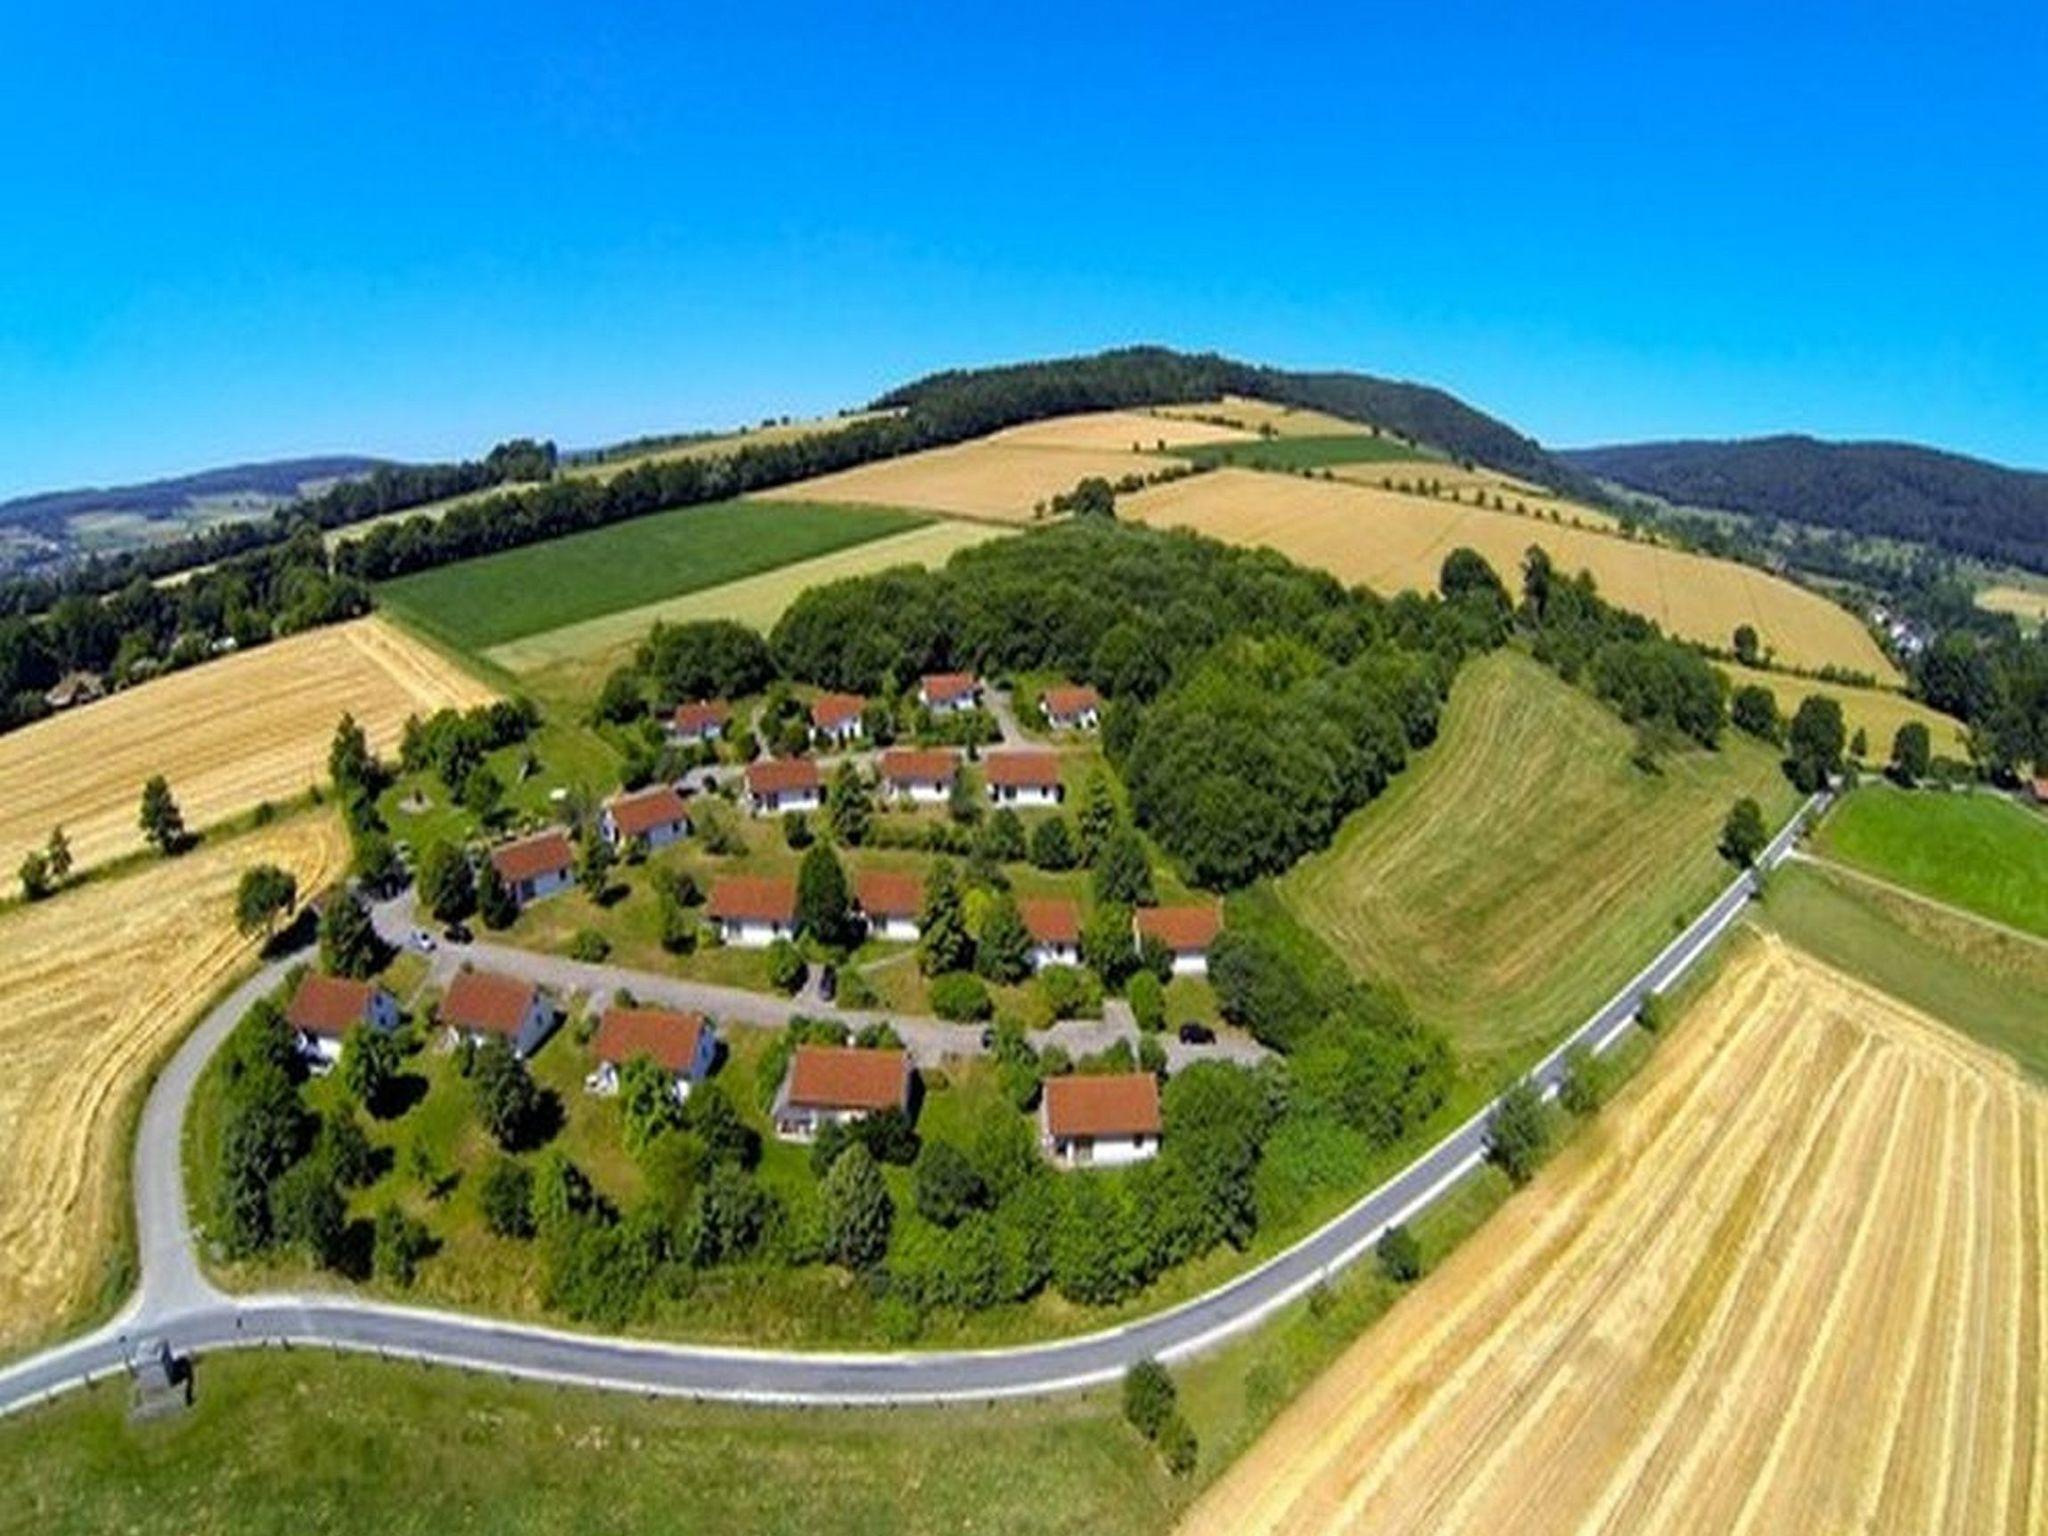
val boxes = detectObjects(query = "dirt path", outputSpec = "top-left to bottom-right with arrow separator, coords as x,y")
1179,937 -> 2044,1536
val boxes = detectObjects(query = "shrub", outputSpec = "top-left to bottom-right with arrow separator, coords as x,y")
928,971 -> 992,1022
1158,1413 -> 1199,1476
480,1157 -> 536,1238
821,1143 -> 893,1270
766,939 -> 808,994
1558,1042 -> 1606,1116
373,1204 -> 434,1285
1122,1359 -> 1177,1439
569,928 -> 611,962
1127,970 -> 1165,1032
913,1140 -> 988,1228
1033,965 -> 1098,1023
1028,816 -> 1077,870
1376,1223 -> 1422,1282
1488,1078 -> 1550,1185
1637,991 -> 1667,1032
1719,796 -> 1767,867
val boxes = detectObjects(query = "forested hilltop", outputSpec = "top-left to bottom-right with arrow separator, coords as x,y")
1566,436 -> 2048,572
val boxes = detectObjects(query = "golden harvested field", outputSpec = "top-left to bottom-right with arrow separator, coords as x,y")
763,438 -> 1172,523
1183,938 -> 2044,1536
1716,660 -> 1969,754
487,519 -> 1011,704
0,616 -> 493,886
985,409 -> 1250,451
1154,394 -> 1389,439
1326,459 -> 1618,530
1124,468 -> 1899,680
0,813 -> 348,1353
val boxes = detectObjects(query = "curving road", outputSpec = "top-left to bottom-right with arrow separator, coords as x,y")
0,795 -> 1821,1417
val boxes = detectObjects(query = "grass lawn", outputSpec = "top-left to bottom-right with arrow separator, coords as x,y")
1756,860 -> 2048,1081
1813,782 -> 2048,937
1165,434 -> 1424,472
1276,649 -> 1800,1073
375,499 -> 926,655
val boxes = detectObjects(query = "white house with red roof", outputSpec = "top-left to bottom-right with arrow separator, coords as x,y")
1040,1073 -> 1162,1168
707,875 -> 798,948
984,750 -> 1064,808
601,783 -> 690,850
668,700 -> 731,745
810,692 -> 867,747
744,757 -> 822,816
854,869 -> 923,943
918,672 -> 981,715
284,972 -> 399,1071
1135,903 -> 1224,976
586,1006 -> 716,1100
770,1044 -> 912,1142
879,747 -> 960,805
1021,897 -> 1082,971
440,970 -> 554,1057
1040,685 -> 1102,731
488,829 -> 575,905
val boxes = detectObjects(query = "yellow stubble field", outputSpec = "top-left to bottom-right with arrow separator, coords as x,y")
0,813 -> 349,1353
1716,659 -> 1969,755
1123,468 -> 1900,680
1183,937 -> 2043,1536
0,616 -> 494,887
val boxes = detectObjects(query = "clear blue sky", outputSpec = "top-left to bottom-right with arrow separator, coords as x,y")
3,1 -> 2043,498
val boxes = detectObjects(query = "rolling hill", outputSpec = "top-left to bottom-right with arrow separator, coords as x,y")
1564,435 -> 2048,572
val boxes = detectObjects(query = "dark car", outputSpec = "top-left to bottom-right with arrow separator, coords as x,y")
1177,1022 -> 1215,1045
818,964 -> 837,1002
442,923 -> 474,945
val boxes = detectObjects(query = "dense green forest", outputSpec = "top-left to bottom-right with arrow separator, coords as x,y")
1567,435 -> 2048,572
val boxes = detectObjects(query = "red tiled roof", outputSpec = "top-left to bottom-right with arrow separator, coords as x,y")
1021,897 -> 1082,945
441,971 -> 539,1037
785,1045 -> 910,1113
984,750 -> 1062,788
595,1007 -> 707,1073
1044,1073 -> 1161,1139
1041,685 -> 1101,718
920,672 -> 979,703
672,700 -> 730,733
746,758 -> 821,795
707,875 -> 796,923
1136,904 -> 1222,952
285,973 -> 382,1040
811,692 -> 866,728
490,830 -> 573,885
606,783 -> 689,838
880,747 -> 960,785
855,869 -> 923,919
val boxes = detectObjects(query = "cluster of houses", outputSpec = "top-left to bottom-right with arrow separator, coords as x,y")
281,967 -> 1163,1167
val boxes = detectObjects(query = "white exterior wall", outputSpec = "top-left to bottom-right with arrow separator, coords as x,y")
513,866 -> 574,904
815,719 -> 864,746
721,916 -> 793,948
890,780 -> 950,805
602,812 -> 687,849
299,1033 -> 345,1073
922,691 -> 978,715
1048,707 -> 1099,731
1168,949 -> 1208,977
868,914 -> 919,943
751,787 -> 822,816
990,783 -> 1061,807
1029,941 -> 1081,972
774,1104 -> 865,1143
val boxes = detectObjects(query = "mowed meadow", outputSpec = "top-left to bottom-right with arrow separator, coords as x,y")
1122,467 -> 1899,680
1183,937 -> 2046,1536
1277,650 -> 1799,1067
0,813 -> 348,1355
0,616 -> 492,887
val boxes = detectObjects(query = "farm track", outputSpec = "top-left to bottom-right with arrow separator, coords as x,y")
1180,939 -> 2043,1536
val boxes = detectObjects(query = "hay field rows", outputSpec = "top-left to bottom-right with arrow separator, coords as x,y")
764,439 -> 1179,522
987,409 -> 1250,451
487,518 -> 1010,705
1716,659 -> 1967,754
1124,468 -> 1898,680
1326,458 -> 1618,529
1153,395 -> 1395,439
1277,650 -> 1798,1066
1183,937 -> 2044,1536
0,813 -> 348,1354
0,617 -> 493,885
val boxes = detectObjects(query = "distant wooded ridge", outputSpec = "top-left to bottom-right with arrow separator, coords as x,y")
1565,436 -> 2048,574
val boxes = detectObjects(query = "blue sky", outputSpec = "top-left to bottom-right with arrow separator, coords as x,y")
2,1 -> 2043,498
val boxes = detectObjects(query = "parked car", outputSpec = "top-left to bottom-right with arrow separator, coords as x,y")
411,929 -> 436,953
1177,1022 -> 1215,1045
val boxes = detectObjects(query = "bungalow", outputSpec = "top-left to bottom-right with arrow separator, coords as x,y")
879,747 -> 960,805
918,672 -> 981,715
601,783 -> 690,850
745,757 -> 822,816
984,750 -> 1064,808
668,700 -> 731,745
284,972 -> 399,1071
771,1044 -> 912,1142
587,1006 -> 716,1100
811,692 -> 867,747
707,875 -> 798,948
854,869 -> 923,942
1040,685 -> 1101,731
1040,1072 -> 1162,1168
1021,897 -> 1083,971
1135,903 -> 1223,976
489,829 -> 575,905
440,969 -> 554,1058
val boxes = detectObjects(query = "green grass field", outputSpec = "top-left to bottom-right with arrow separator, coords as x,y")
1813,783 -> 2048,937
1757,861 -> 2048,1080
1166,434 -> 1423,472
1277,649 -> 1800,1070
375,500 -> 925,655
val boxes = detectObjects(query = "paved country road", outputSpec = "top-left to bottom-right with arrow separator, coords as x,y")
0,796 -> 1822,1417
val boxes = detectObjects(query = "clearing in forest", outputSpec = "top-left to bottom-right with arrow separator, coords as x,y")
1183,937 -> 2045,1536
1277,650 -> 1798,1066
0,813 -> 348,1355
1122,468 -> 1899,680
0,616 -> 492,887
